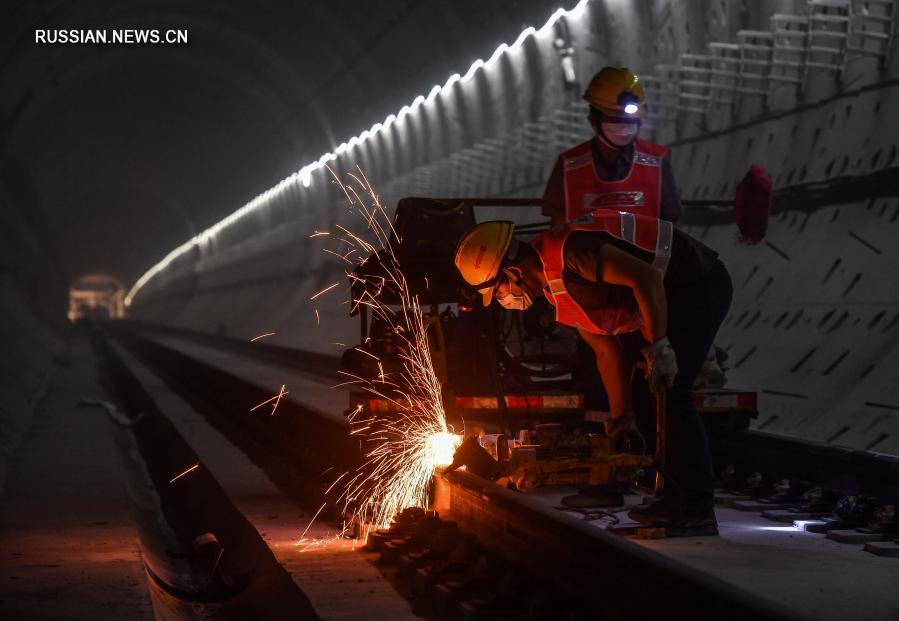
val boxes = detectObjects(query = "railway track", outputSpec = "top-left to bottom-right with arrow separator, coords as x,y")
99,320 -> 899,620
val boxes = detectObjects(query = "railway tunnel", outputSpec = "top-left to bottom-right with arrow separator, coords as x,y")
2,1 -> 899,620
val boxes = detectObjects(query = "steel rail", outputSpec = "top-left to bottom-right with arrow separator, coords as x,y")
105,322 -> 356,508
434,471 -> 802,621
710,429 -> 899,500
117,319 -> 340,381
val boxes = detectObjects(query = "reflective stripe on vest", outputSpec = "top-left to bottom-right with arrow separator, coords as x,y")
562,138 -> 666,221
531,210 -> 673,335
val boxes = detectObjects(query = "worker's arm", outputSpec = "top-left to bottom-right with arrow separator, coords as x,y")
595,243 -> 668,343
576,329 -> 632,418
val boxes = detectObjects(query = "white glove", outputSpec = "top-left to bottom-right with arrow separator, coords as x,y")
642,337 -> 678,389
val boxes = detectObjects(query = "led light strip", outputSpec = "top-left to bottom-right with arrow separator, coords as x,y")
125,0 -> 590,306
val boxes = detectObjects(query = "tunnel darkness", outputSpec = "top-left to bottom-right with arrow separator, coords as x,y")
1,0 -> 576,301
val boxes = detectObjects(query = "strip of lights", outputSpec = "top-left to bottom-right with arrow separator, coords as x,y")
125,0 -> 590,306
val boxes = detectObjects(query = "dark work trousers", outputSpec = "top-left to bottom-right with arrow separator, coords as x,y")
576,260 -> 733,503
663,260 -> 733,507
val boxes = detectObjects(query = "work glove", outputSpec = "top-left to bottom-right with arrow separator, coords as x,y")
603,411 -> 646,455
642,337 -> 678,390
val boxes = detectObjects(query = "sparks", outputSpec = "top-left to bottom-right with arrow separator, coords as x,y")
313,166 -> 462,533
270,384 -> 288,416
168,463 -> 200,484
250,385 -> 289,415
294,502 -> 329,546
310,282 -> 339,300
250,332 -> 276,342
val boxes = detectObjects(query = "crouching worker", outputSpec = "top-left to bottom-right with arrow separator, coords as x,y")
453,211 -> 732,536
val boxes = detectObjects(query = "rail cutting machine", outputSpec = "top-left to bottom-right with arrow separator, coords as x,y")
342,196 -> 757,493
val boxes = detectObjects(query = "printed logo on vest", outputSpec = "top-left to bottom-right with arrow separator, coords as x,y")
634,152 -> 661,166
585,191 -> 645,209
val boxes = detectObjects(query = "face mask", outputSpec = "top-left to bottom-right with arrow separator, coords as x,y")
497,289 -> 533,311
599,122 -> 639,147
496,268 -> 534,310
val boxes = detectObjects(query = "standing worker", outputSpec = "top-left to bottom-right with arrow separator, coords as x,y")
453,211 -> 732,536
542,66 -> 683,226
544,66 -> 685,432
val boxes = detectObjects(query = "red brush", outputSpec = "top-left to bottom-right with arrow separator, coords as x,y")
733,165 -> 772,244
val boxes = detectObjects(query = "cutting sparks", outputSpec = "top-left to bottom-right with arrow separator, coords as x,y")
169,463 -> 200,484
250,384 -> 289,415
314,166 -> 461,533
250,332 -> 276,342
310,282 -> 339,301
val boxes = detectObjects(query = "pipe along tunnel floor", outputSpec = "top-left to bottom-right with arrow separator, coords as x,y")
106,338 -> 418,620
113,325 -> 899,621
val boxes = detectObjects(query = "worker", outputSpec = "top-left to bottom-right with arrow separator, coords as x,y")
544,66 -> 684,433
453,211 -> 732,536
542,66 -> 682,227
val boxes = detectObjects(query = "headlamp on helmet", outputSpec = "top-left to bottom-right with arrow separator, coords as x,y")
618,92 -> 640,116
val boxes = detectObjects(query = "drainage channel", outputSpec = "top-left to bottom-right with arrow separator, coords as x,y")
93,331 -> 319,620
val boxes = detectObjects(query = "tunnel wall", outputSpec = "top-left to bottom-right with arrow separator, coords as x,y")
0,176 -> 67,494
130,0 -> 899,454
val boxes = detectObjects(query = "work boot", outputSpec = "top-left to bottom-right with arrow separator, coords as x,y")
628,493 -> 683,520
664,509 -> 719,538
630,500 -> 719,537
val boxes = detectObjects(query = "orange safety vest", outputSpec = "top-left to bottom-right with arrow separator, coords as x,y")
531,210 -> 674,335
562,138 -> 668,221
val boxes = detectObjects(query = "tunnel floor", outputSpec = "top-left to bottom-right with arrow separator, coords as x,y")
0,336 -> 153,621
530,487 -> 899,621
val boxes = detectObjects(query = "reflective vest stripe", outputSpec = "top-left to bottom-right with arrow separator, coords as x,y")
652,220 -> 674,275
621,212 -> 636,244
531,211 -> 672,335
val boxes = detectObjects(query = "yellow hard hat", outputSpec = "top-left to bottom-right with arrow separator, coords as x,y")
583,66 -> 647,118
453,221 -> 515,306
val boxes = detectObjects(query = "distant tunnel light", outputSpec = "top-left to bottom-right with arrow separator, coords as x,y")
69,274 -> 127,321
124,0 -> 591,306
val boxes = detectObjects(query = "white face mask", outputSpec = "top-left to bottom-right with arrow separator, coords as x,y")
497,289 -> 533,311
600,122 -> 639,147
495,268 -> 534,310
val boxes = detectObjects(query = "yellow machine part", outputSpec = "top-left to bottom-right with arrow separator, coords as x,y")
510,453 -> 652,493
